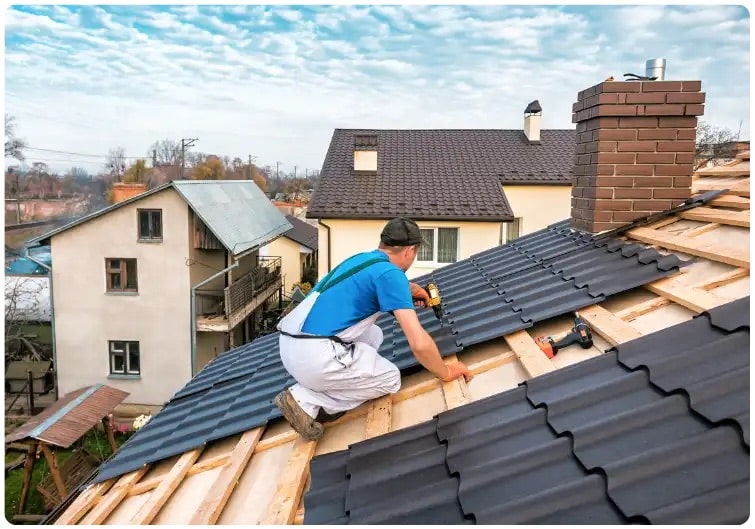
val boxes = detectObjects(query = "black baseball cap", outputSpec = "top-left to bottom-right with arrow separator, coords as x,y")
380,217 -> 426,247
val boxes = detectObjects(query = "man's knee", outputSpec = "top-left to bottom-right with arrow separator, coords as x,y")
381,363 -> 401,394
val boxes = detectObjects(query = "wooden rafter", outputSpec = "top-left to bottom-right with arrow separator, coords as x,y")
697,268 -> 749,291
579,304 -> 643,346
616,296 -> 673,321
440,354 -> 473,409
628,227 -> 749,268
678,207 -> 750,228
80,468 -> 148,524
685,223 -> 721,238
708,195 -> 750,209
694,182 -> 750,198
646,277 -> 732,313
503,330 -> 554,378
261,437 -> 318,525
54,480 -> 114,525
129,453 -> 230,497
189,427 -> 263,525
129,448 -> 204,524
365,395 -> 392,439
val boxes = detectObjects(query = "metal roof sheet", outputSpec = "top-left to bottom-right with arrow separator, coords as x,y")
87,217 -> 689,485
172,181 -> 292,256
304,297 -> 750,524
25,181 -> 291,257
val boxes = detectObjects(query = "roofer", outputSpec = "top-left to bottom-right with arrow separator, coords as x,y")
273,217 -> 472,440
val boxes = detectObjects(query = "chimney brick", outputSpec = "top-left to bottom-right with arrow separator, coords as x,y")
569,79 -> 704,234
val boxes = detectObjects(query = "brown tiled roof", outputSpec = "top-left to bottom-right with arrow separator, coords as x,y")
283,215 -> 318,250
307,129 -> 575,221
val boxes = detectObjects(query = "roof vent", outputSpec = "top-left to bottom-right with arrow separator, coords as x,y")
646,58 -> 667,81
524,100 -> 542,144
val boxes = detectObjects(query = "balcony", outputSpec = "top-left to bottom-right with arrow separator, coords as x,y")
196,256 -> 283,332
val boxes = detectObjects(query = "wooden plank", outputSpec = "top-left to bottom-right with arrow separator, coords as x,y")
616,296 -> 671,321
129,448 -> 203,524
81,468 -> 149,524
39,444 -> 67,499
294,509 -> 304,525
440,354 -> 473,409
18,442 -> 37,515
54,480 -> 114,525
364,395 -> 392,439
503,330 -> 554,378
709,195 -> 750,209
685,223 -> 721,238
678,207 -> 749,227
261,437 -> 318,525
646,279 -> 732,313
129,453 -> 230,496
254,350 -> 519,453
695,167 -> 750,177
695,268 -> 749,291
694,182 -> 750,198
628,226 -> 750,268
646,216 -> 681,230
189,427 -> 263,525
579,304 -> 643,346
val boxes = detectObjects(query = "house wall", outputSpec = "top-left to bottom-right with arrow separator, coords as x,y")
501,185 -> 572,236
196,332 -> 225,372
263,236 -> 303,291
316,219 -> 502,281
234,249 -> 259,279
51,188 -> 193,406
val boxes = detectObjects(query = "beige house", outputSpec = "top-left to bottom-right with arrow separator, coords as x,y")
26,181 -> 292,406
307,101 -> 574,280
260,214 -> 318,291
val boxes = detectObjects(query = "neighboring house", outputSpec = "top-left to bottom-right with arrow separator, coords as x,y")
25,180 -> 292,406
307,101 -> 575,280
260,214 -> 318,291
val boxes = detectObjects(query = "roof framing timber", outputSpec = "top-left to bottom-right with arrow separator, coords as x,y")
628,226 -> 749,268
678,207 -> 750,227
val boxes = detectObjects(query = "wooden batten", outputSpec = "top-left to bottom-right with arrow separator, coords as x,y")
440,354 -> 473,409
365,395 -> 392,439
503,330 -> 554,378
262,438 -> 318,525
678,207 -> 750,228
646,278 -> 731,313
628,227 -> 749,268
189,428 -> 263,525
579,305 -> 643,346
80,468 -> 148,524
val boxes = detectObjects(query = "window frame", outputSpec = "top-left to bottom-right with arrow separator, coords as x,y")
137,208 -> 163,242
105,258 -> 138,293
415,226 -> 460,265
108,340 -> 140,376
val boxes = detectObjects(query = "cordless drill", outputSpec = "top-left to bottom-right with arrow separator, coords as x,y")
536,312 -> 593,359
414,282 -> 443,323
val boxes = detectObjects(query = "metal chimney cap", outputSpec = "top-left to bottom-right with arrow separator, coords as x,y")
524,100 -> 542,115
645,58 -> 667,80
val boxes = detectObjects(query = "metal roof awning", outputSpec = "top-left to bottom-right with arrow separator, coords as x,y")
5,384 -> 129,448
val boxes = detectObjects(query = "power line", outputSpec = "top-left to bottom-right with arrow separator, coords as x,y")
24,146 -> 147,159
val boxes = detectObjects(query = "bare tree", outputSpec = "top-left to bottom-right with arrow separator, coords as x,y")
5,277 -> 49,363
148,139 -> 181,166
695,121 -> 740,170
106,146 -> 127,181
5,114 -> 26,161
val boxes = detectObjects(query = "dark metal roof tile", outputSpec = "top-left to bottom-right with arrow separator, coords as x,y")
703,296 -> 750,332
303,450 -> 350,524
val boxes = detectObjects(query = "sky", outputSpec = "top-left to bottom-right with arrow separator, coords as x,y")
3,3 -> 751,176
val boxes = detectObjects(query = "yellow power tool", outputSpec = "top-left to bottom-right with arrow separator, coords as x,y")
413,282 -> 443,323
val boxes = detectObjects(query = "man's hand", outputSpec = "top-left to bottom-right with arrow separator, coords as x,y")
442,361 -> 472,383
409,282 -> 430,308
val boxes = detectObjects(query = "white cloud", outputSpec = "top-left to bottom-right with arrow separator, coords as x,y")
3,5 -> 750,174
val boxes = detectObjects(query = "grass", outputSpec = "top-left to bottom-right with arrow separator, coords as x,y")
4,429 -> 133,523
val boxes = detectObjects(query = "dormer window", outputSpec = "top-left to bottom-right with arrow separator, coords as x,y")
354,134 -> 378,172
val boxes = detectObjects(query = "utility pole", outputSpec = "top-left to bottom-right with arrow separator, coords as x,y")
180,138 -> 198,180
248,154 -> 257,180
294,165 -> 297,178
152,150 -> 157,168
276,161 -> 282,178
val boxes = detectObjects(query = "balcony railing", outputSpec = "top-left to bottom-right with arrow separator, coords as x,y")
195,256 -> 282,330
225,257 -> 282,315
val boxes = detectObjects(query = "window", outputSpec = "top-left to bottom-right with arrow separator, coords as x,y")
506,218 -> 522,243
417,227 -> 458,264
109,340 -> 140,375
138,209 -> 162,241
106,258 -> 138,292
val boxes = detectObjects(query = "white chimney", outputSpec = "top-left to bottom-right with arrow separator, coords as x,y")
524,100 -> 542,144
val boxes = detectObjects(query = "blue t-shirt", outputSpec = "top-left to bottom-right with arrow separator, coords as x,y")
301,250 -> 415,335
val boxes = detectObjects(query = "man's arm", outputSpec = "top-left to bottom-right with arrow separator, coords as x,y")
393,309 -> 471,382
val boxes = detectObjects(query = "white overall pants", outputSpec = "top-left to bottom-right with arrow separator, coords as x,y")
277,291 -> 401,419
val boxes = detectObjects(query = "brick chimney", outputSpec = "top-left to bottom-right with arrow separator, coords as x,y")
570,80 -> 705,233
112,182 -> 147,204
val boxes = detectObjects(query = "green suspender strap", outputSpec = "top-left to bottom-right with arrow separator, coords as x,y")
279,256 -> 387,345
